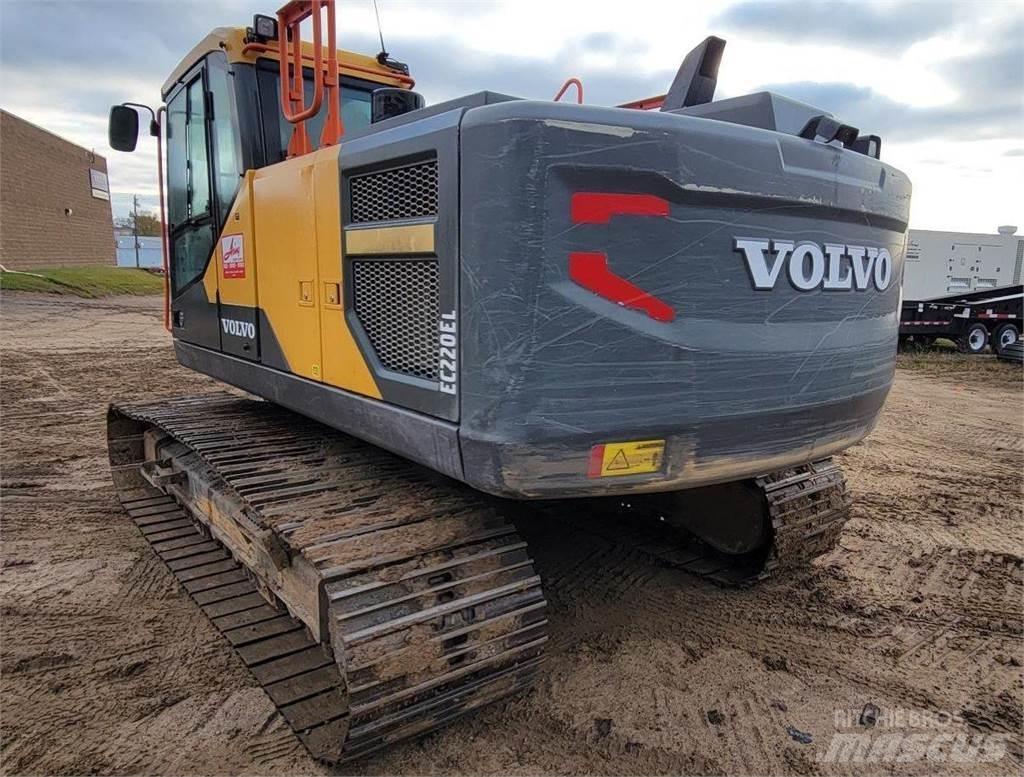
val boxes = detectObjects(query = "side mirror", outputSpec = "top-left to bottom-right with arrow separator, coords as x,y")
371,88 -> 425,124
109,105 -> 139,152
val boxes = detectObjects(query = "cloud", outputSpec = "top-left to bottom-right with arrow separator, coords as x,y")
0,0 -> 233,76
0,0 -> 1019,230
753,13 -> 1023,144
712,0 -> 965,52
757,80 -> 1018,143
338,31 -> 666,106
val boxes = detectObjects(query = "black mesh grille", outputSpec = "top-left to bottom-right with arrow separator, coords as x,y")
349,161 -> 438,223
352,259 -> 440,380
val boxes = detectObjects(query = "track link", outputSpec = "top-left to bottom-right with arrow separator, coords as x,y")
118,491 -> 350,756
107,394 -> 547,763
755,459 -> 852,581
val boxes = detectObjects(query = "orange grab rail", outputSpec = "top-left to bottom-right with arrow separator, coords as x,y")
553,77 -> 584,104
156,106 -> 170,332
274,0 -> 345,156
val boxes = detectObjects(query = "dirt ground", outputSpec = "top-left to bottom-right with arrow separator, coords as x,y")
2,292 -> 1021,776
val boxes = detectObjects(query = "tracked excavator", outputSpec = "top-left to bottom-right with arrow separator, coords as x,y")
106,0 -> 910,762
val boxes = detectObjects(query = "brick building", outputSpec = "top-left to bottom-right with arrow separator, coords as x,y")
0,110 -> 115,269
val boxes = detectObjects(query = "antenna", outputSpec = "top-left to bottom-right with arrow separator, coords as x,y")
371,0 -> 410,75
372,0 -> 387,57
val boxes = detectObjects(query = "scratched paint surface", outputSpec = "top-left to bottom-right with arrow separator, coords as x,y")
457,101 -> 911,497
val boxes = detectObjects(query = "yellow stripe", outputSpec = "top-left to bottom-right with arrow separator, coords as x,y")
345,224 -> 435,256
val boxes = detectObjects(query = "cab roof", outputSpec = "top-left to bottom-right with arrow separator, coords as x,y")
161,27 -> 412,98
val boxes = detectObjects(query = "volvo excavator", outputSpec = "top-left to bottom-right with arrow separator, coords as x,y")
106,0 -> 911,763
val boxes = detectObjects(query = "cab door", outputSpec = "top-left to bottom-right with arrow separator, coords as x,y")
166,66 -> 220,349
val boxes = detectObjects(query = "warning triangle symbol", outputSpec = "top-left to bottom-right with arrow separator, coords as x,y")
606,449 -> 631,471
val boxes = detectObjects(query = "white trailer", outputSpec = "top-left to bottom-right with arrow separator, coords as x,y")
903,227 -> 1024,301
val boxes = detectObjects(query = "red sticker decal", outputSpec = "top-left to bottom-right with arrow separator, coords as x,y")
221,235 -> 245,279
568,192 -> 675,322
571,192 -> 669,224
569,252 -> 676,323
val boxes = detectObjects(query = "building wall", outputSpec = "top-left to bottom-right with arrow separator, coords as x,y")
0,110 -> 116,269
903,229 -> 1023,300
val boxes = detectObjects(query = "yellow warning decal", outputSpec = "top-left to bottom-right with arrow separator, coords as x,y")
587,439 -> 666,478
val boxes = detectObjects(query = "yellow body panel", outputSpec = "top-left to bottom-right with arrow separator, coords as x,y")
344,223 -> 435,256
253,151 -> 323,381
217,173 -> 259,306
247,146 -> 381,398
312,154 -> 381,397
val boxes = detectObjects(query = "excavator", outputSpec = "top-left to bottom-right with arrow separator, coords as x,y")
106,0 -> 911,763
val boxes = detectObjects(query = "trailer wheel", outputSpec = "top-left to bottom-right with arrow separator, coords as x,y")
993,323 -> 1020,355
957,323 -> 989,354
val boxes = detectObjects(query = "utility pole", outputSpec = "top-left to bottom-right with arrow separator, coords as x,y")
132,194 -> 140,268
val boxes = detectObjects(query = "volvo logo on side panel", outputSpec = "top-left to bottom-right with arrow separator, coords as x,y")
222,318 -> 256,339
734,238 -> 893,291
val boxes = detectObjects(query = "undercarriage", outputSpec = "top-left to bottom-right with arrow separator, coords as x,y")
107,393 -> 851,762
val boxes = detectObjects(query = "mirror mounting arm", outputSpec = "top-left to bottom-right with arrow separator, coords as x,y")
122,102 -> 160,136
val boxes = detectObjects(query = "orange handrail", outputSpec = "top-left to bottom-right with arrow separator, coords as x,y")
275,0 -> 344,155
156,105 -> 170,331
318,0 -> 342,148
553,77 -> 584,104
278,1 -> 325,156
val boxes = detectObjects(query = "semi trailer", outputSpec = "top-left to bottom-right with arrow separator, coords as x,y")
900,227 -> 1024,354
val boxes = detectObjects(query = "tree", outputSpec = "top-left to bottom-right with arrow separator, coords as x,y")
130,211 -> 162,237
114,196 -> 162,237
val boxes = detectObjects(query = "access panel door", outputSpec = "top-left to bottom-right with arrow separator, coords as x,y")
252,156 -> 323,380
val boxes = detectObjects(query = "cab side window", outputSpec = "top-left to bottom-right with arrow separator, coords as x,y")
207,53 -> 243,218
186,78 -> 210,219
166,88 -> 187,229
167,73 -> 213,294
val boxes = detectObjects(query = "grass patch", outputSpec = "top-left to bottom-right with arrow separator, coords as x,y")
0,266 -> 163,297
897,348 -> 1022,389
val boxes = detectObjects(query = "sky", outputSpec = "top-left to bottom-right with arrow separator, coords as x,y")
0,0 -> 1021,232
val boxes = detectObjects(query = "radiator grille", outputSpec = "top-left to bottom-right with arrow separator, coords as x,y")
352,259 -> 440,380
349,161 -> 438,223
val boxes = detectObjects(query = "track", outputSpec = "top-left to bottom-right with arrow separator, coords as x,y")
107,394 -> 547,763
546,460 -> 851,587
106,393 -> 851,763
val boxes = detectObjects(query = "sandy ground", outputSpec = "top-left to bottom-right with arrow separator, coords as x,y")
2,291 -> 1021,776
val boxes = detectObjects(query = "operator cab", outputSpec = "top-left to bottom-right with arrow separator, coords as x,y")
108,19 -> 417,323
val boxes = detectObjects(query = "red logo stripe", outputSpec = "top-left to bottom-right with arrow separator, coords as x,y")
569,252 -> 676,323
571,192 -> 669,224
